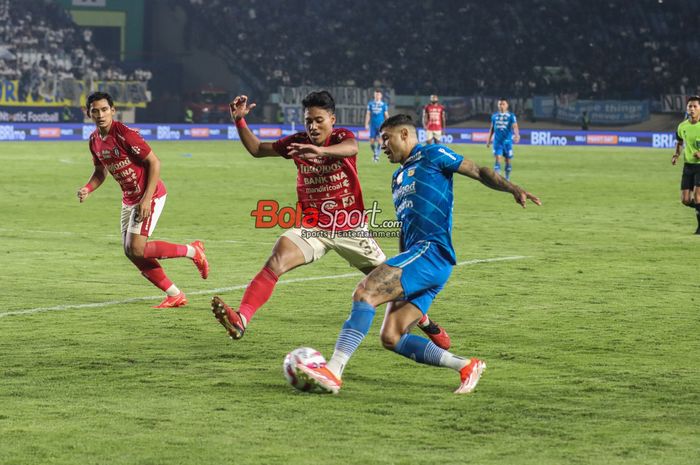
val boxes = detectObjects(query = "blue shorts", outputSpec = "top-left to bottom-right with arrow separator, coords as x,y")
369,123 -> 382,139
493,140 -> 513,158
384,241 -> 453,314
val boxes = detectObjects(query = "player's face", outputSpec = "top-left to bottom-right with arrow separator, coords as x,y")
304,107 -> 335,145
498,100 -> 508,112
88,99 -> 115,131
374,91 -> 382,101
381,126 -> 411,164
430,95 -> 438,103
687,101 -> 700,120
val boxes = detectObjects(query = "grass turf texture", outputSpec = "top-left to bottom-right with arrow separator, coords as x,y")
0,141 -> 698,465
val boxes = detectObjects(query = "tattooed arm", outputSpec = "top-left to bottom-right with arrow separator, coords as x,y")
456,158 -> 541,208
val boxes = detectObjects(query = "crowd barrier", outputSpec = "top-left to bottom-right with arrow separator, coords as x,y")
0,123 -> 678,148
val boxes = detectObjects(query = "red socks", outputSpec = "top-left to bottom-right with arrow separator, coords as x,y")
144,241 -> 188,259
238,266 -> 279,323
137,259 -> 174,292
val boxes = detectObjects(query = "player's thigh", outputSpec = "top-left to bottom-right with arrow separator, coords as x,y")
384,242 -> 452,302
269,229 -> 323,273
504,143 -> 514,160
332,232 -> 386,272
493,141 -> 504,156
354,263 -> 405,306
121,195 -> 167,239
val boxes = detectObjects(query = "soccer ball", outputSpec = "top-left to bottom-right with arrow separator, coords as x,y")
283,347 -> 327,392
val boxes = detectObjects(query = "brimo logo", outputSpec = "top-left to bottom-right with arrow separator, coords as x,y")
250,200 -> 401,231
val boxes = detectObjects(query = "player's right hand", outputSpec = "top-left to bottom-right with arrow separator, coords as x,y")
672,153 -> 680,165
77,187 -> 90,203
229,95 -> 256,121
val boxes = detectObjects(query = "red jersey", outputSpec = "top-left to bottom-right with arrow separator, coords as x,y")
272,128 -> 364,231
424,103 -> 446,131
89,121 -> 166,206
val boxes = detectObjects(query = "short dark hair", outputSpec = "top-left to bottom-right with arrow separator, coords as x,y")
86,91 -> 114,110
302,90 -> 335,113
498,97 -> 508,102
380,114 -> 416,132
687,95 -> 700,105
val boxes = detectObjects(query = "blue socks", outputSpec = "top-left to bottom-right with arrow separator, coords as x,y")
394,334 -> 445,366
327,301 -> 376,377
505,164 -> 512,180
493,160 -> 501,175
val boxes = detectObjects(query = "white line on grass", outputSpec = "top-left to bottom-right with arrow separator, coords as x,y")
0,255 -> 527,319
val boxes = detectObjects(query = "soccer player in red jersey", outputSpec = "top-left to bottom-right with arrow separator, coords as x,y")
211,90 -> 450,350
422,94 -> 446,144
77,92 -> 209,308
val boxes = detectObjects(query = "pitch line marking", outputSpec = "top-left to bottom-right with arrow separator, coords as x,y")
0,256 -> 528,319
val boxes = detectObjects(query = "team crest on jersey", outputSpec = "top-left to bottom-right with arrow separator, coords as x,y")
407,169 -> 415,177
113,147 -> 120,157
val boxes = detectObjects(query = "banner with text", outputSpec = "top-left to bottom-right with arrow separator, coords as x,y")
533,96 -> 650,125
0,79 -> 149,108
0,123 -> 676,149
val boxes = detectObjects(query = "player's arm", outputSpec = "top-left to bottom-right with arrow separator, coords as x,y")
672,131 -> 684,165
287,137 -> 359,160
230,95 -> 279,158
486,122 -> 494,148
441,109 -> 446,130
513,122 -> 521,143
456,158 -> 541,208
364,110 -> 371,129
422,107 -> 428,128
77,165 -> 107,202
136,151 -> 161,220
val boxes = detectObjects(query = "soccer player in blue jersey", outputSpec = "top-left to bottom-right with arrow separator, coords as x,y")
365,89 -> 389,162
298,114 -> 540,394
487,98 -> 520,180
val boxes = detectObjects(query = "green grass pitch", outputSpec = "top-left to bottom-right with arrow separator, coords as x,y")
0,140 -> 698,465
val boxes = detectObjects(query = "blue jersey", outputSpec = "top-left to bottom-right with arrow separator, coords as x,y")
391,144 -> 463,264
367,100 -> 388,126
491,112 -> 517,142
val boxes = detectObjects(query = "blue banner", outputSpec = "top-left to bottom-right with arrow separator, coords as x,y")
0,123 -> 676,148
533,96 -> 650,125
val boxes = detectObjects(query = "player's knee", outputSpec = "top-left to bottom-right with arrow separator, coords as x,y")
352,284 -> 378,306
379,330 -> 400,351
124,243 -> 145,259
264,254 -> 289,276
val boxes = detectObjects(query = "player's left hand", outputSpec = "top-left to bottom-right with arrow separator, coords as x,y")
288,143 -> 323,159
512,186 -> 541,208
137,196 -> 152,221
514,134 -> 521,143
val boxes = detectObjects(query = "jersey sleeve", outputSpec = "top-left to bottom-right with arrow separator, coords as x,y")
121,125 -> 152,160
677,124 -> 683,142
332,128 -> 356,143
428,146 -> 463,174
383,102 -> 389,113
89,142 -> 101,166
272,133 -> 307,159
511,113 -> 518,124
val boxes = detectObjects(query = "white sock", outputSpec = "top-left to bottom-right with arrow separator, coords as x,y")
165,284 -> 181,297
326,350 -> 350,378
185,244 -> 196,258
439,352 -> 469,372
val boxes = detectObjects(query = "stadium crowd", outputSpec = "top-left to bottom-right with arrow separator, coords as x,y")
0,0 -> 150,102
182,0 -> 699,99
